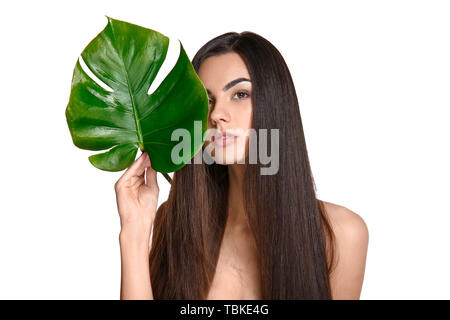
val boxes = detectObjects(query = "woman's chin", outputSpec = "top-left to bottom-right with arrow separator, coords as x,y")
213,151 -> 246,165
203,140 -> 247,165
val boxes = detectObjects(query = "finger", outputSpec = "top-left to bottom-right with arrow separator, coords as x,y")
122,151 -> 148,181
137,154 -> 150,179
145,154 -> 158,189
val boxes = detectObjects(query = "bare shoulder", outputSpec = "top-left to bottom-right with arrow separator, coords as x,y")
320,200 -> 369,299
322,200 -> 369,242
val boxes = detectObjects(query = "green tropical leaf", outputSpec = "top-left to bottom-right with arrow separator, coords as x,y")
65,16 -> 209,173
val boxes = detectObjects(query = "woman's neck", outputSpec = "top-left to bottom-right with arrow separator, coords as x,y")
226,164 -> 249,233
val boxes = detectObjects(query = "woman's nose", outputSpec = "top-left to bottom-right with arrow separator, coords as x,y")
209,100 -> 231,125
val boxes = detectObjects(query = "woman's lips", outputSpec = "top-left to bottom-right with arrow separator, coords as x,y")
213,134 -> 237,146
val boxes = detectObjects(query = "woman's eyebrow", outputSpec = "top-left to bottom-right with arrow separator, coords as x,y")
206,77 -> 251,95
223,77 -> 251,91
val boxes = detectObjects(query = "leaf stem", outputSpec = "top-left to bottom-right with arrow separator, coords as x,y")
161,172 -> 172,184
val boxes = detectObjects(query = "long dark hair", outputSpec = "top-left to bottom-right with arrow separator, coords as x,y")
149,31 -> 336,299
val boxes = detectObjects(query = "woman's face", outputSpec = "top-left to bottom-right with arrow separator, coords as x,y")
198,52 -> 253,165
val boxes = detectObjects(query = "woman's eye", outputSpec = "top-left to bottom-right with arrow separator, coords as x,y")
233,91 -> 249,100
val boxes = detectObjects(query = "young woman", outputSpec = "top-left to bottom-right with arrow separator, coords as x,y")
114,32 -> 369,300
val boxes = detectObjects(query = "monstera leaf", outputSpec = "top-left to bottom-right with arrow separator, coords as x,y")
65,16 -> 209,174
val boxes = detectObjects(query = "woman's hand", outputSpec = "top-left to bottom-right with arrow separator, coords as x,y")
114,151 -> 159,243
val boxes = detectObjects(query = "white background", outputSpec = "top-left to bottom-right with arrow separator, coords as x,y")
0,0 -> 449,299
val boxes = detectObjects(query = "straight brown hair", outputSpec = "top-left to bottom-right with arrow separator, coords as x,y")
149,31 -> 336,299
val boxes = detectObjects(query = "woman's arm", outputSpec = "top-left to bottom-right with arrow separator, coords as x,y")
114,151 -> 160,300
119,226 -> 154,300
324,202 -> 369,299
